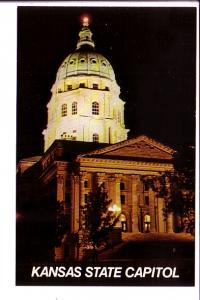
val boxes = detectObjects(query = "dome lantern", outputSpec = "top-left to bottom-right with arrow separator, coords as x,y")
76,16 -> 95,49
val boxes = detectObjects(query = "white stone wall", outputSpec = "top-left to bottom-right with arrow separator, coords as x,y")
43,75 -> 129,151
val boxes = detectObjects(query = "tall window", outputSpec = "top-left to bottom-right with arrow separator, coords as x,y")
65,193 -> 71,205
120,182 -> 125,190
72,102 -> 77,115
93,133 -> 99,143
61,104 -> 67,117
92,102 -> 99,115
144,196 -> 149,206
84,180 -> 88,188
120,195 -> 126,205
144,183 -> 149,191
84,194 -> 88,203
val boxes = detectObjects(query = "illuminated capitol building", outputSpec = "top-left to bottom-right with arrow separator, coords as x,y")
17,17 -> 177,261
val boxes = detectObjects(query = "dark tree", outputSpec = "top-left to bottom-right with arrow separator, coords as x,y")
80,184 -> 118,261
142,146 -> 195,234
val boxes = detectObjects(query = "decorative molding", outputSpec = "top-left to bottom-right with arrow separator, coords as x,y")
79,157 -> 174,170
77,135 -> 176,158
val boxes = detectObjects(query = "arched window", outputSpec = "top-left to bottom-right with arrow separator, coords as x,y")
92,102 -> 99,115
93,133 -> 99,143
72,102 -> 77,115
61,104 -> 67,117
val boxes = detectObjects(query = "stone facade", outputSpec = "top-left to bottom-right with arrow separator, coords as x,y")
17,19 -> 179,262
18,135 -> 177,261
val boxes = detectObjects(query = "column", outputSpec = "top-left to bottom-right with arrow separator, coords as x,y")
115,174 -> 121,210
157,197 -> 165,233
131,175 -> 139,233
55,169 -> 65,261
165,179 -> 173,233
149,187 -> 156,232
96,172 -> 106,187
107,175 -> 121,212
79,172 -> 88,230
71,175 -> 80,232
166,212 -> 174,233
108,176 -> 115,206
57,174 -> 65,202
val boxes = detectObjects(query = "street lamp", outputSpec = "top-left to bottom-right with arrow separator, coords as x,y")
108,203 -> 121,214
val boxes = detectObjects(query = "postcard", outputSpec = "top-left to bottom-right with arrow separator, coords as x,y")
14,1 -> 198,295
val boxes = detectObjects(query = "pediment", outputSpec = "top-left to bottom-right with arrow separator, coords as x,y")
79,135 -> 176,161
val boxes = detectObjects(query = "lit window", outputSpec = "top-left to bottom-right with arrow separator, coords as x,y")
92,102 -> 99,115
61,104 -> 67,117
120,195 -> 125,205
93,133 -> 99,143
72,102 -> 77,115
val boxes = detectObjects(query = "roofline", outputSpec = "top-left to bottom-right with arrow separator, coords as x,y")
77,135 -> 177,158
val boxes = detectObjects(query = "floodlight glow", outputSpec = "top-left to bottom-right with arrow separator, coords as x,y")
83,16 -> 89,26
108,204 -> 121,213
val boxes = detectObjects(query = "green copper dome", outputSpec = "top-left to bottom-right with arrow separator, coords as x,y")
57,50 -> 115,81
56,17 -> 115,81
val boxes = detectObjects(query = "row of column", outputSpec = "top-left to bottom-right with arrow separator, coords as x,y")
56,168 -> 174,236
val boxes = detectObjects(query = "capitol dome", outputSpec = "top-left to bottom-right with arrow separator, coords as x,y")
56,50 -> 115,81
43,16 -> 129,152
56,17 -> 115,82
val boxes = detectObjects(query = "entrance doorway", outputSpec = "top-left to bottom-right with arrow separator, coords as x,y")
120,213 -> 127,232
144,214 -> 151,233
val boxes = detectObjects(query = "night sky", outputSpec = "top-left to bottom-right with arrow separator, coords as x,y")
17,6 -> 196,161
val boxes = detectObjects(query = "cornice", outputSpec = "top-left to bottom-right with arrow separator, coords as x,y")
78,156 -> 173,168
77,135 -> 176,157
